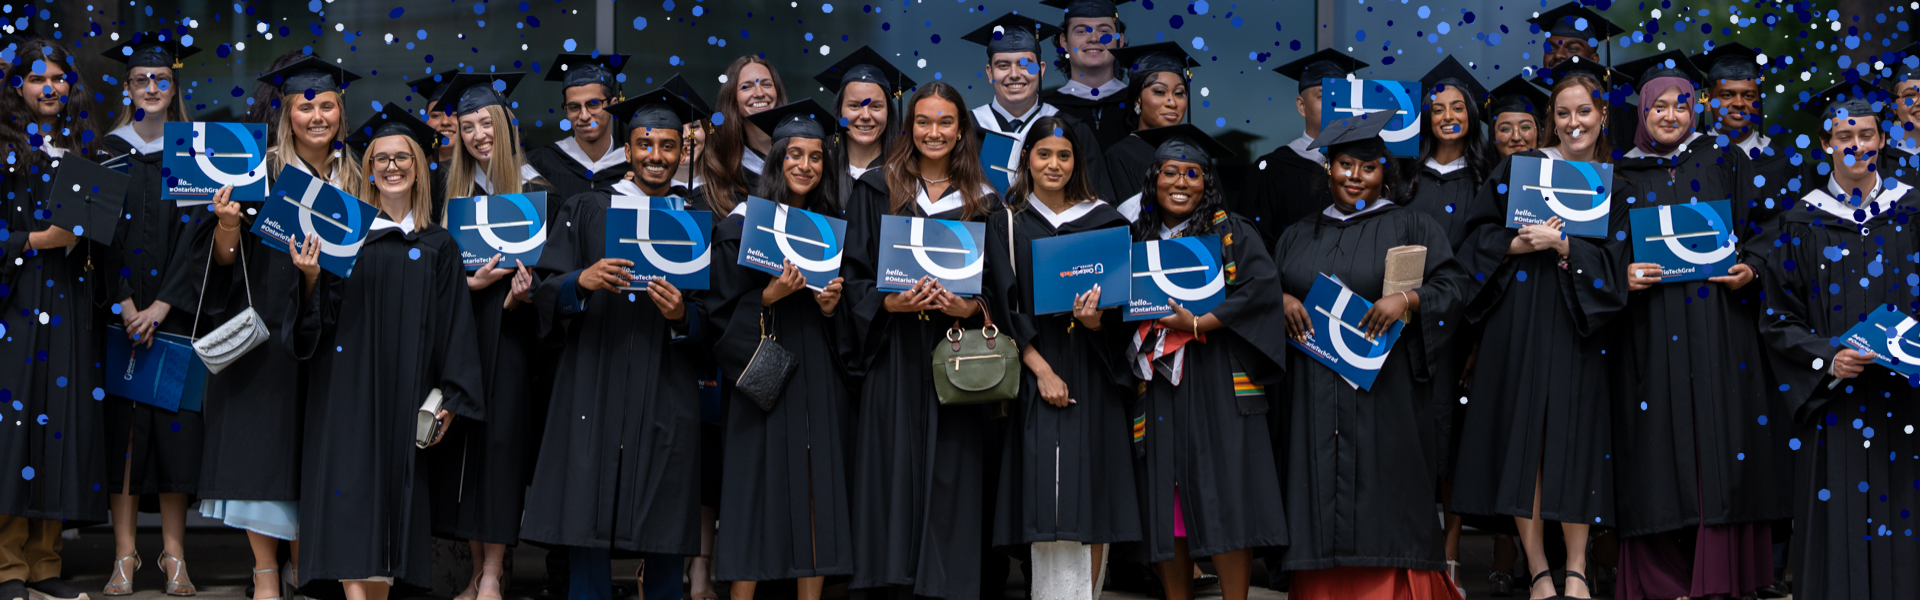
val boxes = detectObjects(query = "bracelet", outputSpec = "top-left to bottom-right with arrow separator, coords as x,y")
218,222 -> 241,232
1398,291 -> 1412,306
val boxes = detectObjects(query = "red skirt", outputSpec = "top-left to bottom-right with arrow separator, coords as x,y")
1290,567 -> 1465,600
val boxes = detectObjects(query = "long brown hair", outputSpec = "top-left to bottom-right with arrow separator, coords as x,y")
1,39 -> 101,162
355,135 -> 436,233
883,82 -> 993,219
244,51 -> 311,141
265,91 -> 358,186
1006,115 -> 1098,208
1543,73 -> 1614,164
698,55 -> 788,215
445,104 -> 541,201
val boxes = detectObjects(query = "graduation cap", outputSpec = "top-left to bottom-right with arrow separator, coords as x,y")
1528,1 -> 1627,41
1891,42 -> 1920,83
747,99 -> 840,143
1801,80 -> 1886,122
440,72 -> 527,117
1690,43 -> 1763,84
1308,111 -> 1397,162
1110,42 -> 1200,80
1531,56 -> 1631,90
662,74 -> 713,120
346,102 -> 441,156
811,45 -> 916,98
1134,123 -> 1235,169
411,69 -> 463,105
547,53 -> 629,92
46,157 -> 129,244
1274,48 -> 1368,93
102,31 -> 199,69
256,55 -> 362,96
1420,55 -> 1488,105
1040,0 -> 1135,20
961,13 -> 1064,58
606,86 -> 698,134
1485,76 -> 1549,123
1618,50 -> 1703,91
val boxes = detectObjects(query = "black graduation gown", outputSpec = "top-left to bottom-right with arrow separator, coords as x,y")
99,133 -> 209,496
426,180 -> 559,545
516,190 -> 706,554
1882,143 -> 1919,187
1609,137 -> 1788,538
1131,213 -> 1289,562
710,213 -> 856,581
1726,134 -> 1804,496
1043,89 -> 1132,149
841,176 -> 998,599
1274,204 -> 1469,571
1758,181 -> 1920,600
1401,161 -> 1484,477
1447,151 -> 1630,528
0,156 -> 110,524
289,221 -> 485,584
982,202 -> 1142,550
1105,135 -> 1155,207
1237,144 -> 1332,241
525,140 -> 633,204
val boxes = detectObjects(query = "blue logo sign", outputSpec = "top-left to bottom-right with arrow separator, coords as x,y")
1126,235 -> 1225,321
606,206 -> 712,290
738,196 -> 847,291
253,164 -> 379,278
1287,273 -> 1406,391
447,192 -> 548,270
877,214 -> 987,297
1628,199 -> 1736,283
1321,78 -> 1423,157
163,121 -> 267,205
1506,155 -> 1613,238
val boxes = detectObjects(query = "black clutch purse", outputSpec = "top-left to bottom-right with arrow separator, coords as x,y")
736,309 -> 797,411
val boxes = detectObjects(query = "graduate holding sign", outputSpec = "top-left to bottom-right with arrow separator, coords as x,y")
836,82 -> 1002,600
1121,124 -> 1288,600
1450,63 -> 1633,600
979,116 -> 1140,600
286,98 -> 485,595
521,85 -> 707,600
1272,110 -> 1471,600
1757,88 -> 1920,600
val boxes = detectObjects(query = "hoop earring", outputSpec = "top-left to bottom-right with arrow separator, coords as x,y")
1134,104 -> 1142,115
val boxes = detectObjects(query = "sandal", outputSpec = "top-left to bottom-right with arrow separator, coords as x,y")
104,554 -> 141,597
1447,559 -> 1465,599
159,553 -> 196,597
1526,569 -> 1558,600
1561,570 -> 1593,600
251,569 -> 283,600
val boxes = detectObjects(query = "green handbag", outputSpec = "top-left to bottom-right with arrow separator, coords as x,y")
931,298 -> 1021,406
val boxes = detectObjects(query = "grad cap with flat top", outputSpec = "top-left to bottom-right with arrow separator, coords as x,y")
1891,42 -> 1920,84
962,14 -> 1063,59
440,72 -> 527,117
1528,2 -> 1627,40
1531,56 -> 1632,90
811,45 -> 916,97
102,31 -> 200,69
661,74 -> 713,120
606,87 -> 698,135
546,53 -> 629,92
747,99 -> 841,143
1419,55 -> 1489,105
1309,111 -> 1397,162
1134,123 -> 1236,169
1618,50 -> 1704,91
346,102 -> 441,156
1110,42 -> 1201,80
256,55 -> 362,96
1484,76 -> 1550,123
413,69 -> 463,105
1801,79 -> 1886,122
1274,48 -> 1368,93
1040,0 -> 1135,20
46,156 -> 129,244
1690,43 -> 1763,83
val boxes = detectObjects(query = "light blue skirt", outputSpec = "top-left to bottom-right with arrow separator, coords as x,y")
199,499 -> 298,541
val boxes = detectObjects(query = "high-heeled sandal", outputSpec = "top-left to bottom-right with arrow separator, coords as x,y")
159,553 -> 196,596
251,569 -> 283,600
1447,559 -> 1466,599
1561,570 -> 1593,600
1526,569 -> 1558,600
103,554 -> 141,597
477,561 -> 506,600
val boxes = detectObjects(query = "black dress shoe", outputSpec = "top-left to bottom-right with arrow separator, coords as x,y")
1752,582 -> 1791,599
0,580 -> 26,600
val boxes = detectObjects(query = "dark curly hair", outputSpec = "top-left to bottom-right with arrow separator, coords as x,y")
1,38 -> 102,165
1129,158 -> 1228,242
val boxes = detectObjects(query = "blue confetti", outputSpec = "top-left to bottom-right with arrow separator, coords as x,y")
564,39 -> 578,52
1818,488 -> 1830,501
409,248 -> 422,260
1790,438 -> 1802,450
633,17 -> 647,31
19,467 -> 31,481
389,7 -> 404,18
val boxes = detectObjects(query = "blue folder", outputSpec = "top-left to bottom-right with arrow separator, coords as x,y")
605,206 -> 713,290
1320,78 -> 1423,157
1628,199 -> 1736,283
162,122 -> 269,205
104,326 -> 206,413
876,214 -> 987,297
446,192 -> 549,270
1030,227 -> 1131,315
981,129 -> 1020,195
1285,273 -> 1406,391
1504,155 -> 1613,238
738,196 -> 847,291
1836,304 -> 1920,377
1125,235 -> 1225,321
253,165 -> 380,278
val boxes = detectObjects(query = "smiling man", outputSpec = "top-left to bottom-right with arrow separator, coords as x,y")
526,53 -> 635,202
961,12 -> 1116,203
1527,2 -> 1637,152
1040,0 -> 1134,148
1881,42 -> 1920,185
1690,43 -> 1799,256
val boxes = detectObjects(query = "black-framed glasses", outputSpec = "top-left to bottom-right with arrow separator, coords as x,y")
563,99 -> 608,114
370,153 -> 415,170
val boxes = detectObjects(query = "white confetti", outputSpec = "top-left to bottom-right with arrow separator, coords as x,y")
1812,358 -> 1825,371
718,74 -> 729,84
1200,87 -> 1211,97
819,45 -> 831,55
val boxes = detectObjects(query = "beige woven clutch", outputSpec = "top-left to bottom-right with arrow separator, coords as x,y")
1382,246 -> 1427,322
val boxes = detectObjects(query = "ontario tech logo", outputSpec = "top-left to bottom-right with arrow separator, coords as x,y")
1322,78 -> 1422,156
1627,199 -> 1736,283
1883,312 -> 1920,370
738,197 -> 847,290
1286,274 -> 1405,390
1506,156 -> 1613,238
608,206 -> 712,290
449,192 -> 548,269
254,165 -> 377,278
163,121 -> 267,205
877,215 -> 986,296
1126,235 -> 1225,321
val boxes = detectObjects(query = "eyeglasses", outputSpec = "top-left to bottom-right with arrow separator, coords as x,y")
129,75 -> 174,91
1496,122 -> 1537,136
563,99 -> 607,114
1158,167 -> 1202,182
370,153 -> 415,170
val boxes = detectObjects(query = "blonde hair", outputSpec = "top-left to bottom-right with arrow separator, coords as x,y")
110,66 -> 190,129
265,91 -> 359,185
445,104 -> 538,200
356,135 -> 436,233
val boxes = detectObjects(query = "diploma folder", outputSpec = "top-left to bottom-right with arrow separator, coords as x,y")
1286,273 -> 1406,391
1505,155 -> 1613,238
877,214 -> 987,297
980,129 -> 1020,196
162,121 -> 269,205
605,206 -> 713,290
737,196 -> 847,291
253,165 -> 380,278
1319,78 -> 1423,157
1030,227 -> 1131,315
1628,200 -> 1736,283
1836,304 -> 1920,377
1124,235 -> 1225,321
446,192 -> 549,270
104,325 -> 207,413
